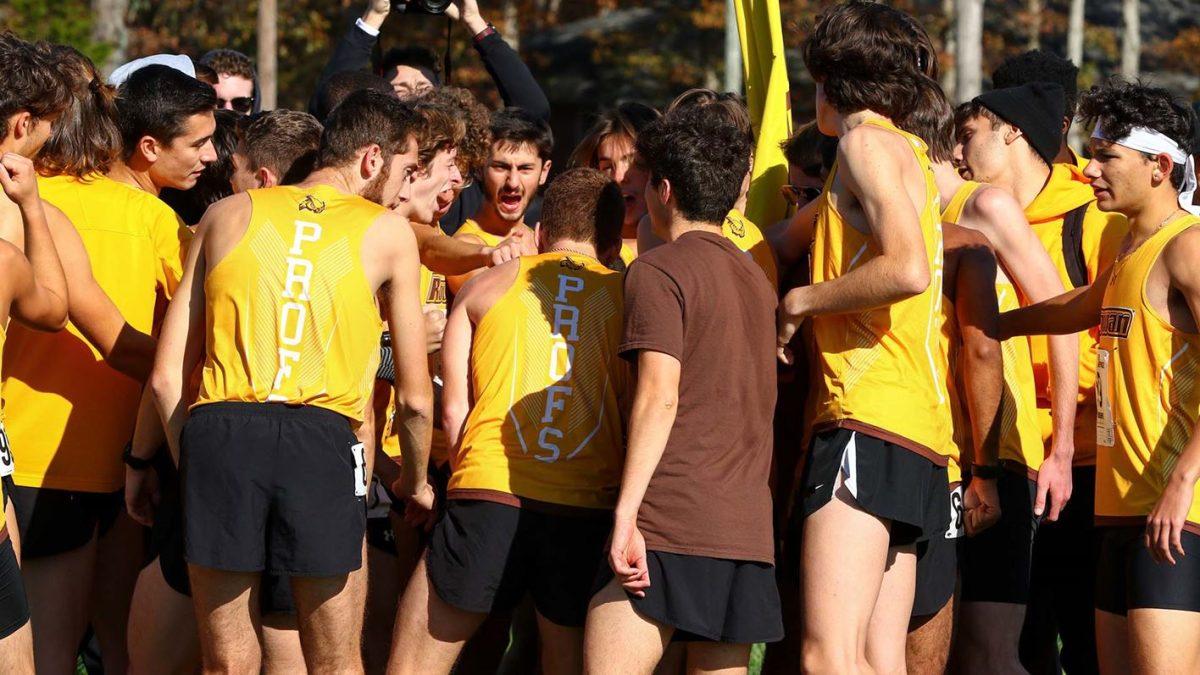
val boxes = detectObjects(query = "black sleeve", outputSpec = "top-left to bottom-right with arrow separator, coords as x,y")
473,31 -> 550,121
309,17 -> 380,116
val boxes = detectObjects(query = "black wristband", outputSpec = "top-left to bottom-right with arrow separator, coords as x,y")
123,443 -> 154,471
971,463 -> 1004,480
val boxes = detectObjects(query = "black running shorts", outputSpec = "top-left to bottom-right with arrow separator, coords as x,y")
593,549 -> 784,644
959,466 -> 1038,604
799,427 -> 951,547
181,402 -> 367,577
10,485 -> 123,559
912,483 -> 963,617
427,499 -> 609,627
1095,525 -> 1200,615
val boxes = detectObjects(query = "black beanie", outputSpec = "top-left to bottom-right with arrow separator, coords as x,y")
974,82 -> 1065,166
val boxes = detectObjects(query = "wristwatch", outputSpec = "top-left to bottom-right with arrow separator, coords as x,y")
122,443 -> 154,471
971,463 -> 1004,480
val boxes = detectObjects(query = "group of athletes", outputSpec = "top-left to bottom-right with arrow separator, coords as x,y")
0,0 -> 1198,673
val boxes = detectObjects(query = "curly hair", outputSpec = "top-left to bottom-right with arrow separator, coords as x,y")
418,86 -> 491,178
993,50 -> 1079,117
1078,79 -> 1197,190
802,1 -> 934,119
636,105 -> 752,224
666,89 -> 753,145
33,43 -> 122,179
0,32 -> 72,139
200,49 -> 256,81
410,99 -> 466,168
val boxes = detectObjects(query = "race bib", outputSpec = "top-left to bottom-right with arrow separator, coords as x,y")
351,442 -> 368,497
1096,349 -> 1115,448
945,484 -> 964,539
0,422 -> 13,478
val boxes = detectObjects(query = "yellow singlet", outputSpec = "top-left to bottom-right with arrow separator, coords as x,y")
455,218 -> 504,247
194,185 -> 384,422
619,242 -> 636,268
723,209 -> 779,290
809,119 -> 951,462
938,293 -> 964,484
1096,215 -> 1200,529
943,181 -> 1044,476
449,251 -> 627,510
4,174 -> 186,492
0,320 -> 6,533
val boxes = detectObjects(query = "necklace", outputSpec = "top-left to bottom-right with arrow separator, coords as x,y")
1118,208 -> 1186,266
547,245 -> 599,262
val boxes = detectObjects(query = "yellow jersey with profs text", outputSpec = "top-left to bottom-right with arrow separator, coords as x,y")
194,185 -> 384,422
449,252 -> 627,510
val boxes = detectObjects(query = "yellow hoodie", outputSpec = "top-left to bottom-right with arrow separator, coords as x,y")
1025,163 -> 1128,464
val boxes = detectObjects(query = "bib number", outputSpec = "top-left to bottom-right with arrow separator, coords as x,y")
1096,349 -> 1115,448
0,423 -> 13,478
945,485 -> 965,539
351,443 -> 368,498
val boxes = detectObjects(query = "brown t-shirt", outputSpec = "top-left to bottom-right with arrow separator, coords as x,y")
620,230 -> 778,564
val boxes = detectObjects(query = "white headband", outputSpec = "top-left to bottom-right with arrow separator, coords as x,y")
1093,121 -> 1200,215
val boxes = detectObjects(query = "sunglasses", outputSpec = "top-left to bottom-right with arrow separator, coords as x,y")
217,97 -> 254,114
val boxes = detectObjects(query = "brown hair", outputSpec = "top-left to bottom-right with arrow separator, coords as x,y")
897,76 -> 955,164
317,90 -> 420,169
541,168 -> 624,255
410,99 -> 465,169
802,1 -> 933,119
954,100 -> 1005,137
666,88 -> 753,144
200,49 -> 256,81
240,110 -> 323,185
33,43 -> 121,178
0,33 -> 72,139
569,102 -> 661,169
418,87 -> 491,178
779,120 -> 837,177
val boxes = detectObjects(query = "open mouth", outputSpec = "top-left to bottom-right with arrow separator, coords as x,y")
498,192 -> 523,213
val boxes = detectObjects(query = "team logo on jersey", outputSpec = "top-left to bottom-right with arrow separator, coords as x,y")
1099,307 -> 1135,339
427,277 -> 447,305
726,213 -> 745,237
299,195 -> 326,214
560,257 -> 585,271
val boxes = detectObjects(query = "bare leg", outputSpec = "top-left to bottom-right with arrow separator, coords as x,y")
800,479 -> 891,674
685,641 -> 752,675
22,536 -> 96,675
291,571 -> 365,675
954,602 -> 1026,674
387,556 -> 486,675
364,541 -> 401,675
5,500 -> 20,562
583,576 -> 672,675
0,620 -> 34,674
91,511 -> 143,674
127,559 -> 200,675
865,544 -> 917,674
536,609 -> 585,675
906,594 -> 954,675
1095,609 -> 1129,675
188,564 -> 263,674
261,612 -> 308,675
1127,607 -> 1200,675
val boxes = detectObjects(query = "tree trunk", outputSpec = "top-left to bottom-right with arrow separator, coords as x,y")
1121,0 -> 1140,78
90,0 -> 128,77
956,0 -> 984,102
941,0 -> 957,102
257,0 -> 278,110
1066,0 -> 1085,150
1027,0 -> 1042,49
724,0 -> 742,95
503,0 -> 520,52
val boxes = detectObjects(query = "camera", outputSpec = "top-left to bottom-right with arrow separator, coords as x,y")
391,0 -> 453,15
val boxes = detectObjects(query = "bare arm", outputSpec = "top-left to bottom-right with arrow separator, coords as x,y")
0,154 -> 68,331
440,284 -> 474,453
1146,230 -> 1200,564
999,267 -> 1114,340
415,223 -> 532,277
149,219 -> 210,461
767,197 -> 821,268
385,221 -> 435,502
970,187 -> 1079,466
954,245 -> 1003,467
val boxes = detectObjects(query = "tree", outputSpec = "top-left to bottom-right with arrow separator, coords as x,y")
1121,0 -> 1139,78
257,0 -> 277,110
956,0 -> 984,102
90,0 -> 128,76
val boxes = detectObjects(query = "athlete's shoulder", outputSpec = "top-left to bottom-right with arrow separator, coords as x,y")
967,184 -> 1026,230
1162,222 -> 1200,267
838,122 -> 913,159
457,257 -> 520,319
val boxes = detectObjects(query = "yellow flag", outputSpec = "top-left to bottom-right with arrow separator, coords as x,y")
733,0 -> 792,230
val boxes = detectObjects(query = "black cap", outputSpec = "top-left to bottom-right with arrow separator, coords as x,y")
974,82 -> 1065,166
